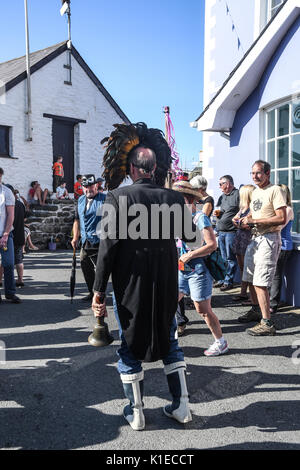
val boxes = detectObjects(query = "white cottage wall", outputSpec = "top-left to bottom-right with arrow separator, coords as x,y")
0,49 -> 127,197
201,0 -> 257,199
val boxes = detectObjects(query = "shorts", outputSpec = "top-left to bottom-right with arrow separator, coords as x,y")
14,246 -> 24,265
178,263 -> 213,302
242,232 -> 281,287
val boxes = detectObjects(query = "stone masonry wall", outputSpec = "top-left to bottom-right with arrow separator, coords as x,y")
26,199 -> 76,249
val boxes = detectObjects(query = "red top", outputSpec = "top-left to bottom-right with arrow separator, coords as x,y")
53,162 -> 64,176
74,181 -> 83,199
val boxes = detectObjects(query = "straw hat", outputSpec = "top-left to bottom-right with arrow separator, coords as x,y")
172,180 -> 202,198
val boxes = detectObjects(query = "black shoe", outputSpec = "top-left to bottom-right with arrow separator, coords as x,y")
238,307 -> 261,323
82,293 -> 93,301
220,284 -> 233,292
5,294 -> 22,304
16,281 -> 25,287
213,281 -> 223,288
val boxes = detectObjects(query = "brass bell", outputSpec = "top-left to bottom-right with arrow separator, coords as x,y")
88,316 -> 114,347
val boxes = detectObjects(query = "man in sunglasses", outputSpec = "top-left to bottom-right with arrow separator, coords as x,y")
71,174 -> 106,301
213,175 -> 240,291
238,160 -> 286,336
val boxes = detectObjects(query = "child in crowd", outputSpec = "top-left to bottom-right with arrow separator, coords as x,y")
74,175 -> 83,200
232,184 -> 255,303
56,181 -> 69,200
52,156 -> 64,193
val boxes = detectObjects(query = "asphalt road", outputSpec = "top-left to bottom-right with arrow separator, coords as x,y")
0,250 -> 299,450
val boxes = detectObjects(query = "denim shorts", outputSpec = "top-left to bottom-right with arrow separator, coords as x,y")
178,261 -> 213,302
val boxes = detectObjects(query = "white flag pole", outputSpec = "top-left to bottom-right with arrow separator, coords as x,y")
24,0 -> 32,141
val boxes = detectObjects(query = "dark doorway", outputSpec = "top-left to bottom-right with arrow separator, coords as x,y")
52,119 -> 75,193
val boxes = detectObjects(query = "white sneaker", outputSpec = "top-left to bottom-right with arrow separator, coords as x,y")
204,340 -> 229,357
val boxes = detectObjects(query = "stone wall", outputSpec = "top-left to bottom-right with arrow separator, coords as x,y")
26,199 -> 76,249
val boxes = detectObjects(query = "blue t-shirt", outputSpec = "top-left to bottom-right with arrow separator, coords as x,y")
178,211 -> 211,274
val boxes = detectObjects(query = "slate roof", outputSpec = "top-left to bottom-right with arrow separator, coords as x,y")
0,41 -> 130,124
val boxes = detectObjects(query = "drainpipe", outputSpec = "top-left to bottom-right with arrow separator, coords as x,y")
24,0 -> 32,141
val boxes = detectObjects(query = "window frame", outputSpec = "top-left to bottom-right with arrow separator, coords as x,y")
0,125 -> 11,157
265,97 -> 300,235
267,0 -> 284,22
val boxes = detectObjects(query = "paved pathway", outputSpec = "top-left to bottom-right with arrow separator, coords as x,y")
0,250 -> 299,450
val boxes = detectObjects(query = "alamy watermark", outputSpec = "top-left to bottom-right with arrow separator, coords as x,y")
291,339 -> 300,367
95,197 -> 203,249
0,341 -> 6,365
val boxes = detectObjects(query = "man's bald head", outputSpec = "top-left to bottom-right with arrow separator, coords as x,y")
128,146 -> 157,179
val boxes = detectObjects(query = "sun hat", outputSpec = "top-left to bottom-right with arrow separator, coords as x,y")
172,180 -> 202,198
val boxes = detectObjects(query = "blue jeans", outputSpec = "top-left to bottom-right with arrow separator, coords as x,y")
218,231 -> 238,285
112,293 -> 184,375
0,233 -> 16,296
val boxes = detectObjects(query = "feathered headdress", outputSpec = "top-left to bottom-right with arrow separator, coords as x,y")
101,122 -> 172,190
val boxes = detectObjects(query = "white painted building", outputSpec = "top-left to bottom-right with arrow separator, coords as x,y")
0,41 -> 130,197
192,0 -> 300,305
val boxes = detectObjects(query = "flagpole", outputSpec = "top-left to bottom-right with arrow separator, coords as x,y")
24,0 -> 32,141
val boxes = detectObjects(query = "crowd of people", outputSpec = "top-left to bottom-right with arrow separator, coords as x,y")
0,122 -> 294,431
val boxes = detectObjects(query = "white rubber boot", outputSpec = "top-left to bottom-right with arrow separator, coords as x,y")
121,370 -> 145,431
163,362 -> 192,424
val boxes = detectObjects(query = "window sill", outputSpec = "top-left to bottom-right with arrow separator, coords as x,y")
0,155 -> 18,159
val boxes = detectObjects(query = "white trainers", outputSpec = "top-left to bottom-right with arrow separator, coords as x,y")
204,339 -> 229,357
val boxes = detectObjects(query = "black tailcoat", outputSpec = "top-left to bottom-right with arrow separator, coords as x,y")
93,178 -> 198,362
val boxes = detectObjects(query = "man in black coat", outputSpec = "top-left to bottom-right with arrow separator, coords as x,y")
92,138 -> 200,431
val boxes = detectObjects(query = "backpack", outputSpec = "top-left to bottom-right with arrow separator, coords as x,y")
204,249 -> 227,281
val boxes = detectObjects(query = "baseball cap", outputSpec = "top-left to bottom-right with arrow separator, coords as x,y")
82,174 -> 97,187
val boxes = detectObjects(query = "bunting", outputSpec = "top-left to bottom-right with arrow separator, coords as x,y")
219,0 -> 244,54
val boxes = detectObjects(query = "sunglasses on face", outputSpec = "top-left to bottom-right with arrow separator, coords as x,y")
82,177 -> 96,186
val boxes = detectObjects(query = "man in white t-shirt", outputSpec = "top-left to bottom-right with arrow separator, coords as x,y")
0,168 -> 21,303
239,160 -> 286,336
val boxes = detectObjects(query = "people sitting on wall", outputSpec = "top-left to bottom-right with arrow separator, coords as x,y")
52,156 -> 64,193
74,175 -> 83,200
269,184 -> 294,314
28,181 -> 49,206
56,181 -> 69,200
24,225 -> 38,253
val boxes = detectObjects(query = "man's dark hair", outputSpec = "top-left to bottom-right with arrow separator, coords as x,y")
220,175 -> 234,185
128,146 -> 156,174
30,181 -> 38,188
253,160 -> 271,174
76,174 -> 82,180
0,167 -> 3,175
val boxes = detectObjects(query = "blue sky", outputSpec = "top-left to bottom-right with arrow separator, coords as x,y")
0,0 -> 205,170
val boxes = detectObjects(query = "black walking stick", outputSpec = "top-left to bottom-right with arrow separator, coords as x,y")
70,247 -> 76,303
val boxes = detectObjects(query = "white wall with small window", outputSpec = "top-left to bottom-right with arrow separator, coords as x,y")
265,97 -> 300,234
255,0 -> 285,35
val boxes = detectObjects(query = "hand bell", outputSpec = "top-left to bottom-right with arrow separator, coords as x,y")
88,293 -> 114,347
88,315 -> 114,347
